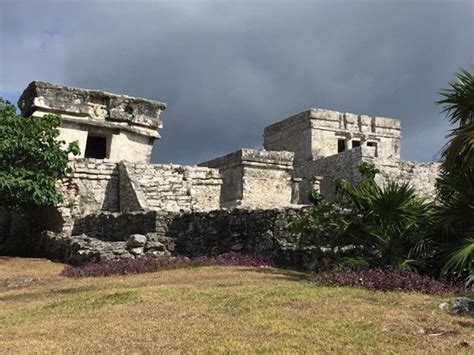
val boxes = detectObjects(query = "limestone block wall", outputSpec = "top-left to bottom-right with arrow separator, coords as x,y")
264,112 -> 313,163
294,146 -> 439,201
264,108 -> 401,163
200,149 -> 295,208
375,159 -> 441,199
67,159 -> 120,215
295,146 -> 375,201
122,162 -> 222,212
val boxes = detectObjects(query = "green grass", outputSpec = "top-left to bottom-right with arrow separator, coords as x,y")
0,257 -> 472,353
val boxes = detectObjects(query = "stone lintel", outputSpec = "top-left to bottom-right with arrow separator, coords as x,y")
18,81 -> 167,133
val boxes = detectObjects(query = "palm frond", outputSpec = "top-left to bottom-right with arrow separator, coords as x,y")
436,67 -> 474,128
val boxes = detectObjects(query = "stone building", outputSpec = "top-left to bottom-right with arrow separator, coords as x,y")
263,108 -> 401,162
259,108 -> 439,202
19,81 -> 167,162
199,149 -> 295,208
0,81 -> 442,265
18,81 -> 440,216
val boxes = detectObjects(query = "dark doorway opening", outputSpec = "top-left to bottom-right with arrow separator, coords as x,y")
85,135 -> 107,159
337,139 -> 346,153
352,140 -> 361,148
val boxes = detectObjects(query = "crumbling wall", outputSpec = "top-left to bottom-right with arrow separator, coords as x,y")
171,207 -> 311,267
122,162 -> 222,212
294,146 -> 439,201
294,146 -> 375,201
67,159 -> 120,215
200,149 -> 295,208
71,210 -> 176,241
375,159 -> 441,199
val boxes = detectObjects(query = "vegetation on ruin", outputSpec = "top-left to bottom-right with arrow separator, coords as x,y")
291,67 -> 474,286
0,98 -> 79,208
1,257 -> 472,353
291,162 -> 436,274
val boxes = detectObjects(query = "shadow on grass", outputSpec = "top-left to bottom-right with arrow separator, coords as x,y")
239,266 -> 313,283
0,285 -> 102,302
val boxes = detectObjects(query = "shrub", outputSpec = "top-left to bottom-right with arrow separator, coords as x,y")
0,98 -> 79,208
313,268 -> 463,294
61,252 -> 273,278
291,162 -> 435,272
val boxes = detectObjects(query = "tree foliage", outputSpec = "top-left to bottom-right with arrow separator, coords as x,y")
435,67 -> 474,284
0,98 -> 79,208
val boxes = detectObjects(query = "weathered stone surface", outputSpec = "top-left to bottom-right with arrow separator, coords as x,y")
128,247 -> 145,256
18,81 -> 167,162
264,108 -> 401,163
145,241 -> 166,252
449,297 -> 474,316
127,234 -> 147,248
121,162 -> 222,212
200,149 -> 295,208
170,207 -> 312,267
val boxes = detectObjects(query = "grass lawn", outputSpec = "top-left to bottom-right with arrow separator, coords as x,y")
0,257 -> 473,353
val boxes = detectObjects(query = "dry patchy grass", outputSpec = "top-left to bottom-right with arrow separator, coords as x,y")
0,257 -> 473,353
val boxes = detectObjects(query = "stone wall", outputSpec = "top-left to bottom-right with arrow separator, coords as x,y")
375,159 -> 441,199
64,159 -> 120,218
172,207 -> 309,266
1,206 -> 314,267
294,145 -> 439,201
71,210 -> 177,241
122,162 -> 222,212
294,146 -> 375,201
0,206 -> 64,257
200,149 -> 295,208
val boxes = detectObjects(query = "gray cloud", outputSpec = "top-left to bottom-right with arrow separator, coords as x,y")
1,0 -> 473,164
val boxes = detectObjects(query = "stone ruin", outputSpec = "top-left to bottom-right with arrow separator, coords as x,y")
0,81 -> 441,266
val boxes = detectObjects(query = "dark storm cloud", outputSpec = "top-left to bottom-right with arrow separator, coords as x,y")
1,0 -> 473,164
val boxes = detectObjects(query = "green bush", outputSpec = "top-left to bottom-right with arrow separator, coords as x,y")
0,98 -> 79,208
291,162 -> 435,272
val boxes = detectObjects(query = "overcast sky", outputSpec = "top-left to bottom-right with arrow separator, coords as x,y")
1,0 -> 472,164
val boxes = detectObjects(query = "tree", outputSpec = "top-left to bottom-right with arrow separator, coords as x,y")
0,98 -> 79,208
435,67 -> 474,284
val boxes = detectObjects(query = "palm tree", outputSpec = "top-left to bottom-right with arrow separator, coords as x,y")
335,162 -> 435,270
435,67 -> 474,284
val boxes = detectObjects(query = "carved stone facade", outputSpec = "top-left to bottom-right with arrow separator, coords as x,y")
264,108 -> 401,163
19,81 -> 166,162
